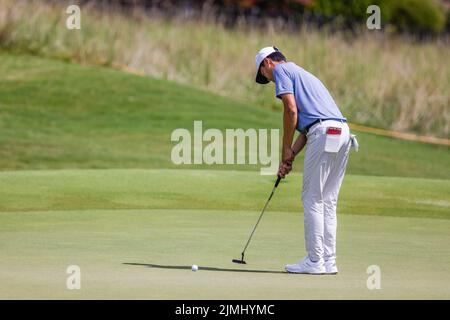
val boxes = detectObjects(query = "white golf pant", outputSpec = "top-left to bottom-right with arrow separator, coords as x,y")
302,120 -> 351,263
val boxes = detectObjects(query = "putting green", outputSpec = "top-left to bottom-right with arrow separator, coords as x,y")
0,169 -> 449,299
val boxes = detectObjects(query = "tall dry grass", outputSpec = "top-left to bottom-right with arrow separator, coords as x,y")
1,0 -> 449,138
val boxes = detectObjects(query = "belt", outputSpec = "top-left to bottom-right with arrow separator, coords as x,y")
301,118 -> 347,134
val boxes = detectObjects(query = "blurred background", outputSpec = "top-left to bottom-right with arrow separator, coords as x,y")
1,0 -> 448,139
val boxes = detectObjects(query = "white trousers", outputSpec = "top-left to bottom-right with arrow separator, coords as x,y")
302,120 -> 351,262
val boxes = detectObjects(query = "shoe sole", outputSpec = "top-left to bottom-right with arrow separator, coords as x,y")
285,270 -> 326,275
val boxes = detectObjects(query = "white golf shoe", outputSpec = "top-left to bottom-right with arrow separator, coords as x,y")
285,256 -> 325,275
324,259 -> 338,275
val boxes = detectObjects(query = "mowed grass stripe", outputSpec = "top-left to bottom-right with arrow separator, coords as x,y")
0,169 -> 448,219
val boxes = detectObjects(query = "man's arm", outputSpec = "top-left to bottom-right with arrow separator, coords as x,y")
292,132 -> 307,156
280,93 -> 297,163
278,131 -> 307,178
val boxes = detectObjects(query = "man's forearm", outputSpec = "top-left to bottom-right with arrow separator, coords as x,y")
280,94 -> 298,163
292,133 -> 307,156
283,112 -> 296,150
282,107 -> 297,160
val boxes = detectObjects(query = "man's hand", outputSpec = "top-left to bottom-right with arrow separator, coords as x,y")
277,160 -> 292,179
279,132 -> 307,179
278,147 -> 296,178
282,146 -> 295,164
278,93 -> 301,179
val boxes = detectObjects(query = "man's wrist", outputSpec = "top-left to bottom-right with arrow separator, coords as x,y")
287,147 -> 297,159
282,148 -> 295,163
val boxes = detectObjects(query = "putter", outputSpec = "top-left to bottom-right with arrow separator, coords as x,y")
232,176 -> 282,264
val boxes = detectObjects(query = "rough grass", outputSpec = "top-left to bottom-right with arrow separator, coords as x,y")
0,0 -> 449,138
0,53 -> 449,179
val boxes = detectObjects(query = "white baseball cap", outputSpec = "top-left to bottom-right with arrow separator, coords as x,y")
254,46 -> 280,84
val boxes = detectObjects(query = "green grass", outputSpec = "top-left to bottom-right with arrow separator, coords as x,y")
0,52 -> 449,299
0,53 -> 449,179
1,209 -> 449,299
0,169 -> 449,299
0,169 -> 449,220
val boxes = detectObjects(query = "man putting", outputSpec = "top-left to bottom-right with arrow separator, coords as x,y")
255,46 -> 356,275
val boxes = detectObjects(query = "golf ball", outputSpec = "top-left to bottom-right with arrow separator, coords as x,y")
191,264 -> 198,272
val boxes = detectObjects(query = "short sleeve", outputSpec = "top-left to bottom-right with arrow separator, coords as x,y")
273,65 -> 294,99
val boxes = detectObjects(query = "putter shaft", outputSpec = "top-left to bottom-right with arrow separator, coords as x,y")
238,176 -> 281,259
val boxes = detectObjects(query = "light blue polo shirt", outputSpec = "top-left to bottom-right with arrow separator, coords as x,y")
273,62 -> 346,132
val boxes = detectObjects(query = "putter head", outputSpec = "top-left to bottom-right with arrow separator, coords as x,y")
232,252 -> 247,264
232,259 -> 246,264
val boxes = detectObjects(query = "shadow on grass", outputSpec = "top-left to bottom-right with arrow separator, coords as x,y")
123,262 -> 286,274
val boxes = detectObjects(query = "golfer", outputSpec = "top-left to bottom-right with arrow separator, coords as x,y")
255,46 -> 357,274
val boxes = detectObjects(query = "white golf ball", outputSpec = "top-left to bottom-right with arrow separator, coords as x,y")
191,264 -> 198,272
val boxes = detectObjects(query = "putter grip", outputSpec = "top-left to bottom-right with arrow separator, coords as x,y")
275,176 -> 281,188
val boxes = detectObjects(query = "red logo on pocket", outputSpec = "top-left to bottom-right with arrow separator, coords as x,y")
326,127 -> 342,135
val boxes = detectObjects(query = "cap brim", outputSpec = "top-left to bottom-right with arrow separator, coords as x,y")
255,70 -> 269,84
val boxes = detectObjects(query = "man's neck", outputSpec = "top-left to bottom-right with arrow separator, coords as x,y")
272,61 -> 287,69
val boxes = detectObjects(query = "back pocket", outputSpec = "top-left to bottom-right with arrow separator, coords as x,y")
324,127 -> 342,153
